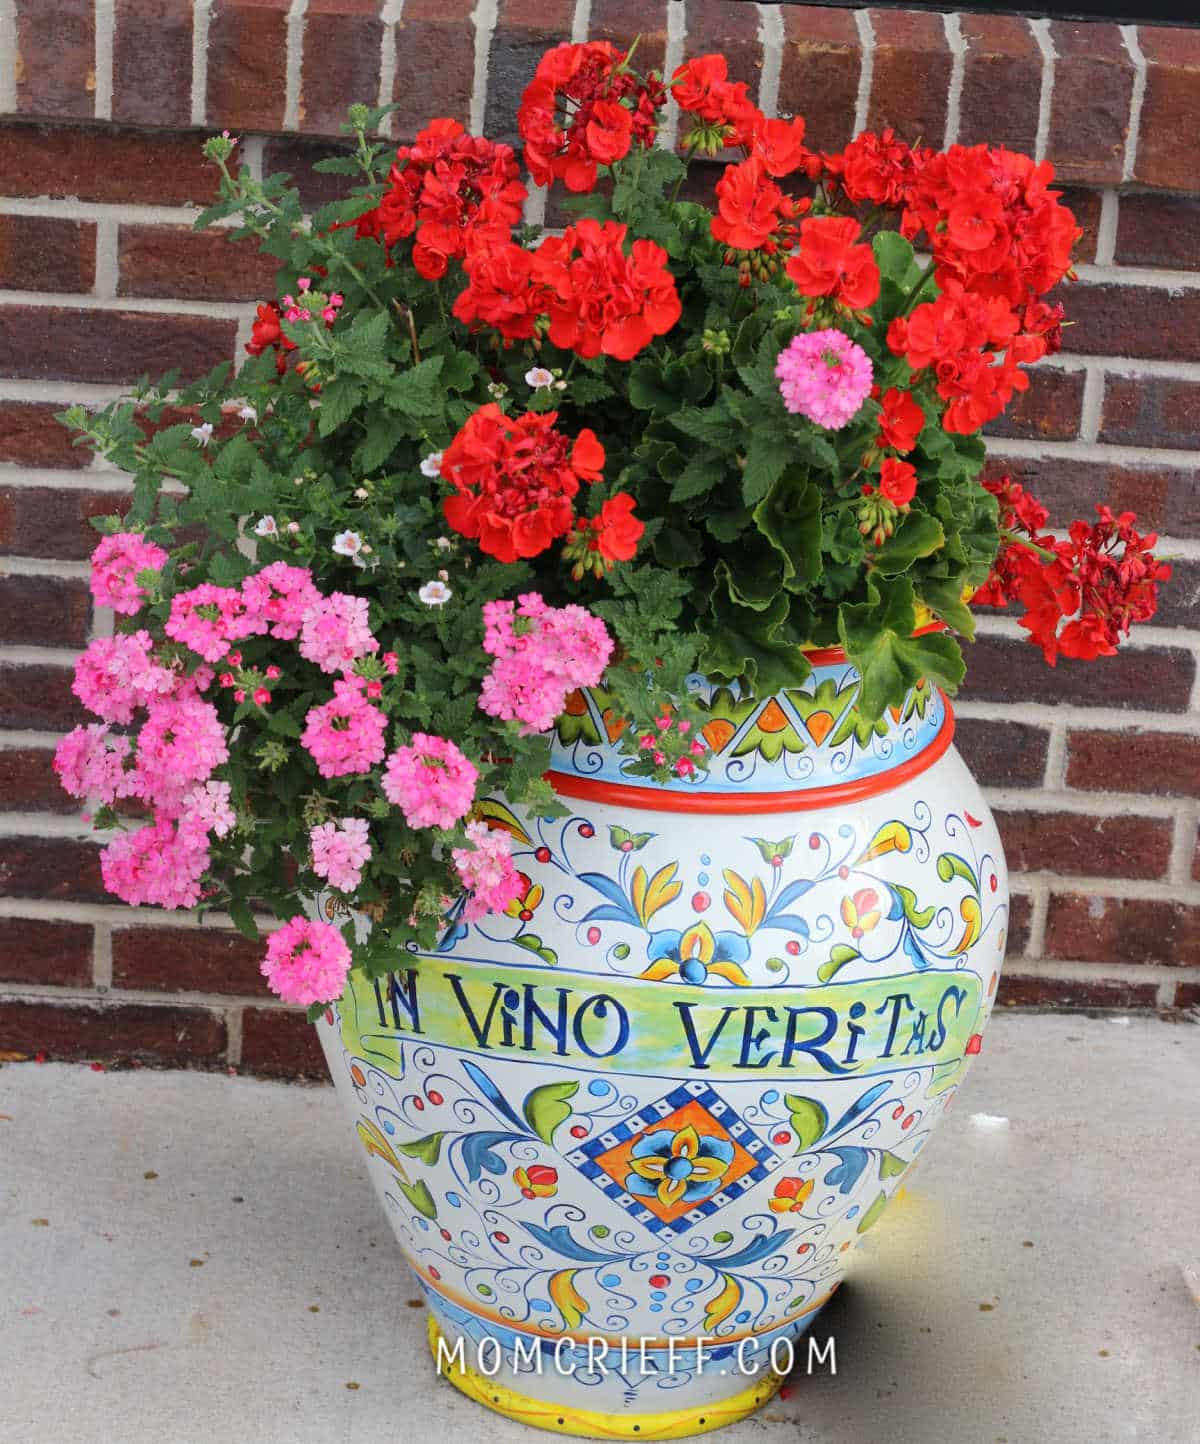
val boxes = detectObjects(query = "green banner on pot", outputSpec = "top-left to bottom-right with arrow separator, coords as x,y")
339,958 -> 984,1082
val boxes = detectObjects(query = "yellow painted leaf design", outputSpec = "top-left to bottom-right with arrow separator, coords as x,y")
356,1119 -> 409,1181
472,797 -> 533,847
632,862 -> 682,925
708,959 -> 754,986
721,870 -> 766,934
952,895 -> 982,955
639,958 -> 679,981
856,820 -> 912,864
549,1269 -> 588,1330
703,1273 -> 741,1331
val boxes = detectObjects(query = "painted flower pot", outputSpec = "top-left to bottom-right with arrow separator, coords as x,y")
315,651 -> 1008,1439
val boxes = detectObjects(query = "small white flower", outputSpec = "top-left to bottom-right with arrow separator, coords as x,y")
354,487 -> 369,499
286,521 -> 301,534
525,366 -> 554,389
437,568 -> 449,582
253,515 -> 278,537
332,530 -> 365,558
554,378 -> 568,390
487,381 -> 508,399
418,580 -> 452,607
191,422 -> 214,447
420,451 -> 444,478
238,404 -> 258,423
434,536 -> 452,551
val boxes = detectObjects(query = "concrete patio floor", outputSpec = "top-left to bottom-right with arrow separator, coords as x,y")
2,1012 -> 1198,1444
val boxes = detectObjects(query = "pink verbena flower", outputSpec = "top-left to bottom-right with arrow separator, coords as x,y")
260,915 -> 352,1006
775,328 -> 873,429
181,779 -> 236,838
71,632 -> 177,725
53,724 -> 132,804
165,583 -> 263,663
381,734 -> 478,829
301,680 -> 387,778
298,593 -> 379,675
310,816 -> 372,892
452,820 -> 523,922
479,593 -> 613,734
100,817 -> 211,910
90,533 -> 169,615
241,561 -> 322,640
131,696 -> 229,813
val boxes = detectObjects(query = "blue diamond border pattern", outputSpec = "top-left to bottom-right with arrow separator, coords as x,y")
564,1081 -> 783,1236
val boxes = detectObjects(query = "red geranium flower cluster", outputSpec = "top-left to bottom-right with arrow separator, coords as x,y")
565,493 -> 647,579
708,117 -> 816,266
519,41 -> 666,193
452,242 -> 551,342
351,118 -> 526,280
785,216 -> 880,314
825,127 -> 928,208
440,405 -> 635,564
975,476 -> 1171,663
670,53 -> 760,150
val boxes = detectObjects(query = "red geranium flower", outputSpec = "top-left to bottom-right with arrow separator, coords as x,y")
785,216 -> 880,311
878,457 -> 918,506
439,405 -> 605,563
452,242 -> 551,342
876,387 -> 925,454
670,53 -> 759,147
591,493 -> 645,562
825,128 -> 928,208
710,156 -> 807,253
245,301 -> 296,376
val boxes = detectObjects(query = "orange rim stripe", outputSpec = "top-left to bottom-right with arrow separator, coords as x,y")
546,697 -> 955,814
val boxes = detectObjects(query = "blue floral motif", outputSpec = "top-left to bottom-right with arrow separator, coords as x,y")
625,1125 -> 736,1208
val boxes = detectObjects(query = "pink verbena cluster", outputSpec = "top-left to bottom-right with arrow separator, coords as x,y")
241,561 -> 322,639
300,679 -> 388,778
298,593 -> 379,674
100,815 -> 213,910
72,632 -> 176,724
479,592 -> 612,733
89,533 -> 169,615
52,724 -> 132,803
775,328 -> 873,429
381,733 -> 478,829
452,820 -> 523,922
260,915 -> 352,1006
132,696 -> 230,813
165,583 -> 261,663
310,817 -> 372,892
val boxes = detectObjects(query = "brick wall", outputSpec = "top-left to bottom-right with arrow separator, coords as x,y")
1,2 -> 1199,1077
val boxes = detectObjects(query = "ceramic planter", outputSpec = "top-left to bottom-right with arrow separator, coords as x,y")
315,650 -> 1008,1439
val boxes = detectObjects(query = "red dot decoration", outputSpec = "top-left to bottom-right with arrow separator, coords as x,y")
427,1089 -> 444,1105
772,1130 -> 791,1145
649,1274 -> 669,1288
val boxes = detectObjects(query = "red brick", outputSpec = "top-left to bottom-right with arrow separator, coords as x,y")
682,1 -> 763,92
0,307 -> 237,385
0,486 -> 130,562
14,0 -> 95,120
0,402 -> 94,468
778,7 -> 862,155
484,0 -> 577,147
1060,282 -> 1200,364
993,810 -> 1171,880
1066,729 -> 1200,797
959,637 -> 1194,712
1150,558 -> 1200,630
1006,892 -> 1033,957
0,836 -> 106,903
392,0 -> 476,139
0,216 -> 96,293
261,136 -> 356,209
0,575 -> 91,648
1175,982 -> 1200,1009
300,1 -> 384,136
958,15 -> 1041,155
953,718 -> 1049,788
113,0 -> 194,128
112,925 -> 273,997
240,1007 -> 331,1079
0,124 -> 220,206
117,225 -> 280,302
1057,187 -> 1101,266
0,917 -> 93,987
206,0 -> 292,133
867,11 -> 952,149
1046,893 -> 1200,967
0,664 -> 89,731
1099,374 -> 1200,451
590,0 -> 669,76
1132,28 -> 1200,192
996,973 -> 1158,1009
979,453 -> 1186,537
1046,23 -> 1134,185
983,366 -> 1084,443
0,998 -> 227,1065
1114,192 -> 1200,270
0,746 -> 76,814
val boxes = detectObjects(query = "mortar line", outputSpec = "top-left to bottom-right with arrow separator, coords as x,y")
0,0 -> 16,114
284,0 -> 309,133
192,0 -> 213,129
92,920 -> 113,991
1024,881 -> 1050,957
1168,802 -> 1198,885
942,13 -> 965,150
1094,189 -> 1119,268
572,0 -> 592,45
1077,364 -> 1104,443
756,5 -> 784,118
852,10 -> 875,137
225,1006 -> 245,1067
93,216 -> 119,299
377,1 -> 405,139
470,0 -> 498,137
1119,25 -> 1147,185
998,958 -> 1199,987
1030,18 -> 1055,165
1042,721 -> 1068,790
94,0 -> 115,121
659,1 -> 686,152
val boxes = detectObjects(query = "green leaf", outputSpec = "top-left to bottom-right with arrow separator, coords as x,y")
397,1178 -> 438,1220
878,1150 -> 909,1181
857,1189 -> 889,1233
383,355 -> 445,417
817,943 -> 860,983
783,1095 -> 828,1151
394,1132 -> 447,1166
936,852 -> 979,891
523,1080 -> 580,1145
754,473 -> 822,591
872,512 -> 945,574
316,378 -> 362,437
873,231 -> 919,288
227,899 -> 259,942
514,933 -> 559,966
701,571 -> 811,693
741,434 -> 789,507
670,450 -> 726,503
893,884 -> 936,930
918,575 -> 976,639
